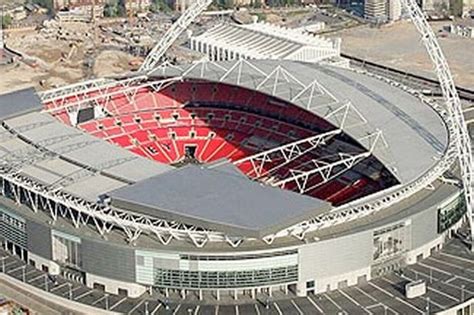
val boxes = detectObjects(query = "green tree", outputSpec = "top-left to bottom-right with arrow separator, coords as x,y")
150,0 -> 172,13
104,0 -> 126,17
1,14 -> 12,29
29,0 -> 54,14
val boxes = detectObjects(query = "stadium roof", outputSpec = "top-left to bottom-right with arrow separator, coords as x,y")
1,112 -> 172,202
108,165 -> 332,237
151,59 -> 448,186
0,88 -> 43,121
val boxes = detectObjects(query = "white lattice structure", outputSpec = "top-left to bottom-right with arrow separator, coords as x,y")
139,0 -> 213,72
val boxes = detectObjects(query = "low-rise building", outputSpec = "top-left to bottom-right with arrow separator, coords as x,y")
387,0 -> 402,21
124,0 -> 152,12
447,23 -> 474,37
364,0 -> 387,21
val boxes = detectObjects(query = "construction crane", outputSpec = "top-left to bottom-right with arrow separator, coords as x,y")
139,0 -> 213,73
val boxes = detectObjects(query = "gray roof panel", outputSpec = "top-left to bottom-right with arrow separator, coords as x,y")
108,165 -> 331,237
0,88 -> 42,121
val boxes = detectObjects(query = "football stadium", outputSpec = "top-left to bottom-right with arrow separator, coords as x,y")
0,57 -> 468,304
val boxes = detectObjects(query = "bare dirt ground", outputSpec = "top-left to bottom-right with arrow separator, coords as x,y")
329,21 -> 474,89
0,24 -> 135,94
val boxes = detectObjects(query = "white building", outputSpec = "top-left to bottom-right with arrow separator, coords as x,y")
387,0 -> 402,21
364,0 -> 387,21
189,22 -> 341,63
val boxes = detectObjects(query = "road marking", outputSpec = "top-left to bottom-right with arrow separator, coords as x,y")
406,266 -> 441,282
109,296 -> 128,310
25,269 -> 38,276
74,289 -> 93,301
273,301 -> 283,315
422,295 -> 446,309
254,304 -> 261,315
428,285 -> 460,302
440,252 -> 474,265
324,293 -> 345,312
27,273 -> 45,283
366,303 -> 382,309
7,265 -> 26,274
417,263 -> 474,284
307,295 -> 324,313
150,303 -> 161,315
91,295 -> 106,306
4,260 -> 20,269
339,289 -> 371,314
234,305 -> 238,315
419,262 -> 452,276
369,282 -> 424,314
214,305 -> 218,315
49,282 -> 68,292
354,286 -> 378,303
71,285 -> 83,293
172,304 -> 181,315
291,299 -> 304,315
195,305 -> 200,315
429,257 -> 474,273
366,303 -> 398,315
127,299 -> 145,315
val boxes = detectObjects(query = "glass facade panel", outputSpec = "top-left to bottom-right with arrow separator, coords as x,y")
52,231 -> 82,268
153,265 -> 298,289
438,194 -> 466,233
0,207 -> 27,248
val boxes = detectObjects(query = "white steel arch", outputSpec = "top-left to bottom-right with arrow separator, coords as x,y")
140,0 -> 213,73
401,0 -> 473,245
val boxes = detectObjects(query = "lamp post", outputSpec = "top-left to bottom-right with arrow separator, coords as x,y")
68,283 -> 73,300
1,257 -> 6,273
144,301 -> 149,315
105,293 -> 109,310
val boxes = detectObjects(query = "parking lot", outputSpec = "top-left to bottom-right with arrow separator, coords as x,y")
0,237 -> 473,314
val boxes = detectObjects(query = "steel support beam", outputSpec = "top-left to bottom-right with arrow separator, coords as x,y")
272,131 -> 383,193
230,128 -> 342,178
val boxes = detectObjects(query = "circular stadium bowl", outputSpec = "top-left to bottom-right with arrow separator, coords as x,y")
0,59 -> 463,299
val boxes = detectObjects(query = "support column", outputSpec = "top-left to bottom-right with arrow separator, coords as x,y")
199,290 -> 203,301
296,282 -> 307,297
234,289 -> 238,300
216,289 -> 220,301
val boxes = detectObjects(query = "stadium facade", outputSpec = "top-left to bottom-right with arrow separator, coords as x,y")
0,59 -> 466,300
